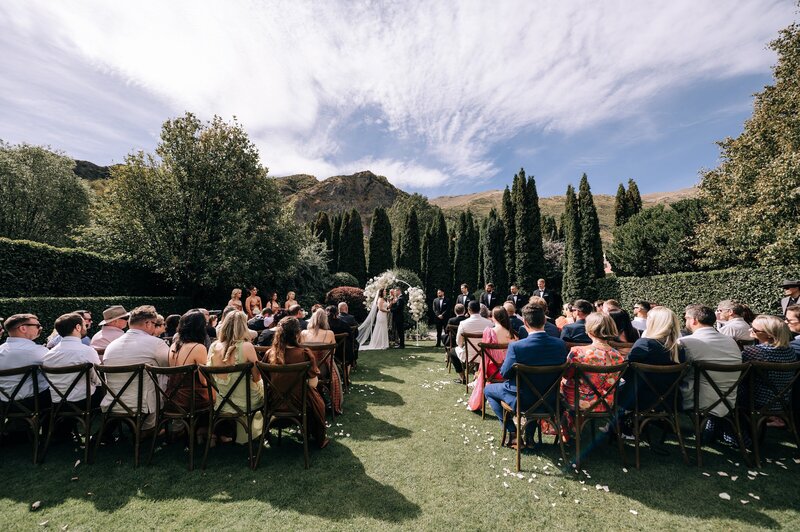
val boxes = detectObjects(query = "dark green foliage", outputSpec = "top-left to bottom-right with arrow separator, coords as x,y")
0,238 -> 171,298
73,160 -> 111,180
578,174 -> 605,281
597,264 -> 799,316
420,227 -> 430,300
329,272 -> 360,289
448,227 -> 456,295
312,212 -> 333,258
331,213 -> 343,272
397,209 -> 421,276
453,211 -> 479,295
541,214 -> 559,241
514,169 -> 546,294
274,240 -> 333,309
614,183 -> 628,226
0,296 -> 191,336
501,185 -> 516,287
561,185 -> 586,302
367,207 -> 393,278
477,218 -> 485,289
324,286 -> 368,323
388,193 -> 439,251
425,211 -> 452,304
626,178 -> 642,217
0,143 -> 91,247
482,209 -> 507,297
337,209 -> 367,285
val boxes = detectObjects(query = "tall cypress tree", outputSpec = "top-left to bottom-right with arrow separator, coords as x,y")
477,218 -> 486,289
426,211 -> 452,303
513,169 -> 546,294
626,178 -> 642,217
367,206 -> 393,278
397,208 -> 421,276
541,214 -> 558,241
330,212 -> 342,272
578,174 -> 605,288
338,208 -> 367,285
614,183 -> 628,226
453,211 -> 479,294
482,208 -> 507,297
312,212 -> 333,271
500,184 -> 516,288
420,225 -> 430,294
561,185 -> 585,302
448,226 -> 457,297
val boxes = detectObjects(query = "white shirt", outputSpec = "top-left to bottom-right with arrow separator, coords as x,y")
44,336 -> 101,402
0,337 -> 49,399
631,316 -> 647,332
90,326 -> 125,350
717,317 -> 752,342
455,314 -> 493,363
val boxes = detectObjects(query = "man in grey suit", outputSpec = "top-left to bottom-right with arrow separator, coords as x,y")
780,279 -> 800,316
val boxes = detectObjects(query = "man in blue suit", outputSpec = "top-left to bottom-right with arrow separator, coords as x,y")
484,304 -> 568,444
560,299 -> 593,343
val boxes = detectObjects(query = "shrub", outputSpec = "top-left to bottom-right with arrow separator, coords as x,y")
329,272 -> 359,290
0,296 -> 192,338
324,287 -> 367,323
597,265 -> 799,315
0,238 -> 172,298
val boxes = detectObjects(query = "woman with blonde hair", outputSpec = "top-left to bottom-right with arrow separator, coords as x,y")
228,288 -> 243,312
267,317 -> 329,448
742,315 -> 796,428
207,311 -> 263,444
284,291 -> 298,310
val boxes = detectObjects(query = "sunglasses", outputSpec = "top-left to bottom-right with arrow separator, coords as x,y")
22,323 -> 42,329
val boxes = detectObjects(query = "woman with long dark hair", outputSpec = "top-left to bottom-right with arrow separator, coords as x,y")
166,309 -> 213,419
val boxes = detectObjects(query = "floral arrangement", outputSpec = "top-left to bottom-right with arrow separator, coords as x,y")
362,271 -> 398,309
406,286 -> 427,323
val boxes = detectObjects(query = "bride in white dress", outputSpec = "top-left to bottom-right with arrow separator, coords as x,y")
357,288 -> 390,350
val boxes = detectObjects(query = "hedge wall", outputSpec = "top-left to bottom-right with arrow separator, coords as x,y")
597,265 -> 799,316
0,238 -> 172,298
0,296 -> 192,336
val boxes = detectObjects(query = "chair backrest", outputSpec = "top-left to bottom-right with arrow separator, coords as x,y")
303,343 -> 336,377
0,365 -> 42,417
747,360 -> 800,415
692,361 -> 750,417
146,364 -> 206,417
461,332 -> 483,363
514,362 -> 568,417
256,361 -> 310,418
736,340 -> 756,351
478,342 -> 509,382
254,345 -> 270,361
199,362 -> 254,417
95,363 -> 145,417
41,363 -> 94,412
565,341 -> 591,351
572,362 -> 629,414
333,333 -> 349,367
629,362 -> 688,414
445,324 -> 459,351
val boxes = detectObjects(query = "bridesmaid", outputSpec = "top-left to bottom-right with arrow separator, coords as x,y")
285,291 -> 298,310
267,291 -> 281,313
245,287 -> 262,318
228,288 -> 243,312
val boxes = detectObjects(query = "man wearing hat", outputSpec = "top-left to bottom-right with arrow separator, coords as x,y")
90,305 -> 129,350
780,279 -> 800,316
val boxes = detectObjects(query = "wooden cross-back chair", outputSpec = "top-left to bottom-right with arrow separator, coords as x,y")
628,362 -> 690,469
444,324 -> 459,373
40,363 -> 97,464
333,332 -> 350,391
477,342 -> 508,419
501,362 -> 569,472
302,343 -> 339,419
745,360 -> 800,468
0,365 -> 46,464
255,361 -> 312,469
199,362 -> 260,470
691,361 -> 751,467
461,332 -> 483,394
93,363 -> 146,467
571,362 -> 629,468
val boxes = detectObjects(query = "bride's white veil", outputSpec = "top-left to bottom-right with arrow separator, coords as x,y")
357,297 -> 379,346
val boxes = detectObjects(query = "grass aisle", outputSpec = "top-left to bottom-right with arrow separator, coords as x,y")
1,342 -> 799,530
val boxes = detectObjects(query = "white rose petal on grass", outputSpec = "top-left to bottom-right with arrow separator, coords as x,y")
731,476 -> 738,482
717,471 -> 728,477
31,501 -> 42,511
749,493 -> 760,500
503,482 -> 509,488
741,500 -> 749,504
702,472 -> 711,477
38,521 -> 49,527
719,492 -> 731,500
629,510 -> 638,516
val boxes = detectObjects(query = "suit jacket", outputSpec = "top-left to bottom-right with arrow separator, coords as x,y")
433,297 -> 451,321
329,317 -> 355,362
532,288 -> 552,302
678,327 -> 742,417
791,335 -> 800,359
506,293 -> 526,312
781,296 -> 799,315
517,320 -> 560,340
560,319 -> 590,343
339,313 -> 358,328
480,292 -> 501,310
445,315 -> 468,345
457,293 -> 476,307
496,332 -> 568,411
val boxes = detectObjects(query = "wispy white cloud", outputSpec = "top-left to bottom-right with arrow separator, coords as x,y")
0,0 -> 795,188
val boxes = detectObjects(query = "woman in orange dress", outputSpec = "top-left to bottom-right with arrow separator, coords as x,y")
468,306 -> 516,411
245,287 -> 262,318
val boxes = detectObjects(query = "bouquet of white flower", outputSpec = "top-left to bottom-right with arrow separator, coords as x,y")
362,271 -> 398,309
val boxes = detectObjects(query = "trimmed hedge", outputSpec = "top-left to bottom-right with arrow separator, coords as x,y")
0,238 -> 172,298
0,296 -> 192,336
597,266 -> 799,315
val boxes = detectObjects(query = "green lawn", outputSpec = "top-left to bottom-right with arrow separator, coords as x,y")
1,342 -> 798,530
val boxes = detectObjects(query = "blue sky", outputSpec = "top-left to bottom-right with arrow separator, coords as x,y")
0,1 -> 796,197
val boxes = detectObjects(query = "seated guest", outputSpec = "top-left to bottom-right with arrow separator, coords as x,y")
561,313 -> 626,413
715,300 -> 752,342
503,301 -> 525,339
44,313 -> 103,407
560,299 -> 593,344
100,305 -> 169,431
619,306 -> 685,411
247,308 -> 270,332
166,310 -> 212,417
0,314 -> 50,410
484,304 -> 568,448
455,301 -> 493,384
91,306 -> 129,350
266,317 -> 329,448
198,309 -> 217,341
631,301 -> 651,333
468,306 -> 516,411
602,299 -> 621,314
257,310 -> 287,347
163,314 -> 181,340
207,310 -> 263,444
741,315 -> 796,428
446,304 -> 469,381
555,303 -> 575,330
47,310 -> 93,348
337,302 -> 358,328
288,304 -> 308,330
528,296 -> 560,339
594,300 -> 605,313
679,305 -> 742,439
152,314 -> 166,338
327,305 -> 355,370
300,308 -> 342,414
479,304 -> 491,319
786,304 -> 800,356
609,309 -> 640,347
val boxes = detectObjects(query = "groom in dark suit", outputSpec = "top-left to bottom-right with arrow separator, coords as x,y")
432,288 -> 451,347
390,288 -> 406,348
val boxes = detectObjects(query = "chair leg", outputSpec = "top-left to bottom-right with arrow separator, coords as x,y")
201,419 -> 215,470
303,415 -> 310,469
673,414 -> 689,466
146,418 -> 162,467
40,413 -> 57,464
501,410 -> 509,448
31,418 -> 41,465
481,390 -> 486,420
751,417 -> 762,469
133,419 -> 141,468
694,415 -> 703,467
574,416 -> 581,469
731,412 -> 752,467
187,420 -> 195,472
634,417 -> 641,470
614,415 -> 626,467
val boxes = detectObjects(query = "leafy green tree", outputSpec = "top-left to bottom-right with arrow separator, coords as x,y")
578,174 -> 605,284
448,226 -> 456,296
367,206 -> 393,278
425,210 -> 452,303
81,113 -> 299,295
453,211 -> 479,294
0,142 -> 91,247
501,184 -> 516,287
694,20 -> 800,267
482,208 -> 508,297
397,208 -> 421,276
388,193 -> 438,250
331,212 -> 343,272
561,185 -> 587,302
541,214 -> 559,241
338,208 -> 367,285
626,178 -> 643,217
312,211 -> 334,270
514,170 -> 546,294
614,183 -> 628,226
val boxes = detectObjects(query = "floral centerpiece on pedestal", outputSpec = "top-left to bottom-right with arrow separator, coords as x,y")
406,286 -> 427,344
